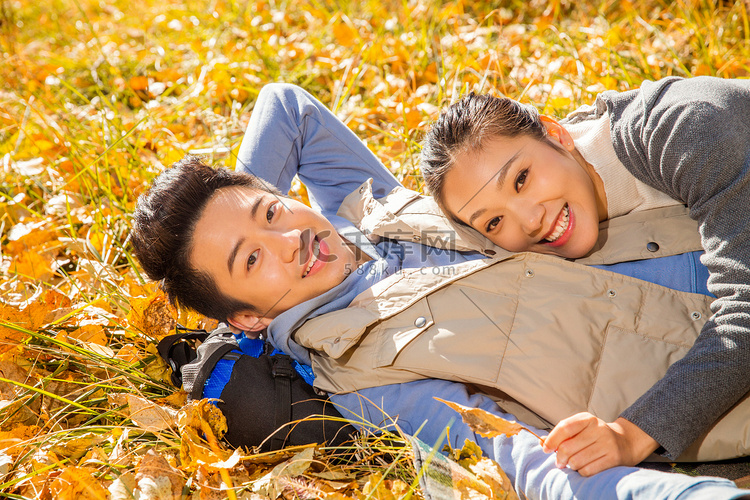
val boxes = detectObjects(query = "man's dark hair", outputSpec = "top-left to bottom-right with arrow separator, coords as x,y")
131,155 -> 282,321
420,93 -> 546,222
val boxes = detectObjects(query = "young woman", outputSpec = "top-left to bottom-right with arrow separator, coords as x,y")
419,76 -> 750,474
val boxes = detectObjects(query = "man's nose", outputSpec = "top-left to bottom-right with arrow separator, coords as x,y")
275,227 -> 304,263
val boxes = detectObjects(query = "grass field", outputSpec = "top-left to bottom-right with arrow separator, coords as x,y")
1,0 -> 748,497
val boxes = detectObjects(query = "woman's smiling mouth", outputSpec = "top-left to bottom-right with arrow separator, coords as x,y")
541,204 -> 574,247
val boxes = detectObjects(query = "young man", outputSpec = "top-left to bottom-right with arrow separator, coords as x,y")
131,84 -> 748,499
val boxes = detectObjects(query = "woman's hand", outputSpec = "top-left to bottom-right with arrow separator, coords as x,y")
542,413 -> 659,476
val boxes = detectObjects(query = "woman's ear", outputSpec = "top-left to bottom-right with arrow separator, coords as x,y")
540,116 -> 576,152
227,311 -> 271,333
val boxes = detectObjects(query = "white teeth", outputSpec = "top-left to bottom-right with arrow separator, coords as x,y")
545,205 -> 570,243
303,239 -> 320,277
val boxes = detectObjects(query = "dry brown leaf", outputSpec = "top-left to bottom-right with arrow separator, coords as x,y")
107,471 -> 137,500
11,250 -> 54,281
469,458 -> 520,500
0,424 -> 40,457
115,344 -> 141,363
49,432 -> 106,459
253,447 -> 315,498
0,303 -> 38,354
127,394 -> 178,432
127,289 -> 177,339
435,398 -> 542,442
68,324 -> 108,346
178,400 -> 233,474
0,360 -> 32,399
134,449 -> 185,500
361,472 -> 410,500
49,466 -> 109,500
156,390 -> 187,409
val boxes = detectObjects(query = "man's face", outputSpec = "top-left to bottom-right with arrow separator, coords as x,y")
442,132 -> 606,259
190,186 -> 359,329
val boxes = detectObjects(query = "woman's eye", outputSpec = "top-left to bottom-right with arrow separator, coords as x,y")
266,203 -> 277,223
515,168 -> 529,192
486,216 -> 502,232
247,250 -> 259,269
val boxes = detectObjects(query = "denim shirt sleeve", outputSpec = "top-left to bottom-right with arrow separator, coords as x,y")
331,379 -> 744,500
236,83 -> 402,217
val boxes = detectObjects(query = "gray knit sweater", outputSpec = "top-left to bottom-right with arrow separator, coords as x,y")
600,76 -> 750,459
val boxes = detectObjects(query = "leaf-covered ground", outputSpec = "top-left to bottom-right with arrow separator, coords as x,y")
1,0 -> 749,498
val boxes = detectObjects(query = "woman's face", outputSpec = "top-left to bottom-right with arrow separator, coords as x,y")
441,119 -> 607,259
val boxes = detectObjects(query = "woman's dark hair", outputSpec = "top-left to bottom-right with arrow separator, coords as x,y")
420,93 -> 546,221
130,155 -> 281,321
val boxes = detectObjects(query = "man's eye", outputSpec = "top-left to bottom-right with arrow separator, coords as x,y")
266,204 -> 277,223
247,250 -> 259,269
486,216 -> 502,232
515,169 -> 529,192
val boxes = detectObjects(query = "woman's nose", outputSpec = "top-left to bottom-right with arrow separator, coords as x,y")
518,203 -> 545,236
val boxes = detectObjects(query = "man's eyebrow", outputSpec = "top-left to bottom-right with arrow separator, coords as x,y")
227,195 -> 265,275
460,150 -> 522,227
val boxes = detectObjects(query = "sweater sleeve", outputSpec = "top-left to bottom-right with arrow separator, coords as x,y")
236,83 -> 402,217
603,76 -> 750,459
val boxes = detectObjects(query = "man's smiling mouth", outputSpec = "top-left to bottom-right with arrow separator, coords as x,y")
542,204 -> 570,244
302,236 -> 321,278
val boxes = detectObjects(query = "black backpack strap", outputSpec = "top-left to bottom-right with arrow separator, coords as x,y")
189,342 -> 241,400
157,327 -> 209,387
271,355 -> 296,450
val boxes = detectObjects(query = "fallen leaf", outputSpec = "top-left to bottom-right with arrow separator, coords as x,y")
469,458 -> 520,500
127,394 -> 178,432
49,432 -> 106,459
435,397 -> 542,442
252,447 -> 315,498
49,466 -> 109,500
134,449 -> 185,500
108,471 -> 137,500
177,400 -> 232,474
127,290 -> 177,339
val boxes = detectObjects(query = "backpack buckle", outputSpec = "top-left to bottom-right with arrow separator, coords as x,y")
271,355 -> 295,379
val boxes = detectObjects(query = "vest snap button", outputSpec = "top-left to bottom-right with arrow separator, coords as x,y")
485,249 -> 496,256
334,337 -> 341,343
691,311 -> 702,321
646,242 -> 660,252
414,316 -> 427,328
359,185 -> 366,193
607,289 -> 617,298
413,235 -> 421,242
525,269 -> 534,277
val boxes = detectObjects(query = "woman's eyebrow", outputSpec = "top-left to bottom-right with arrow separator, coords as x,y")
461,150 -> 523,225
227,195 -> 265,275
